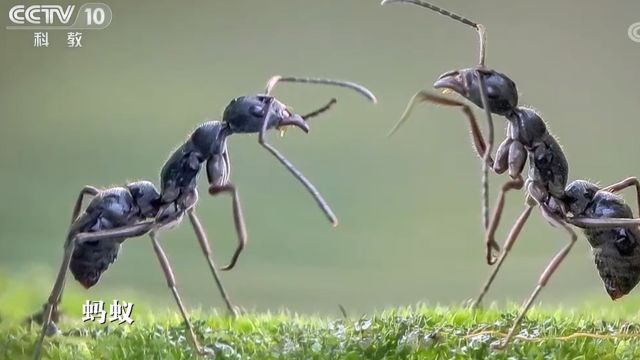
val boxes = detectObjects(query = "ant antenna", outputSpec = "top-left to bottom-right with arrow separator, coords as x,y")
264,76 -> 378,103
477,74 -> 494,230
380,0 -> 486,66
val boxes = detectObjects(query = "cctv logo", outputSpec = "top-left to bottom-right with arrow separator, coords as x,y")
9,5 -> 75,25
7,3 -> 111,30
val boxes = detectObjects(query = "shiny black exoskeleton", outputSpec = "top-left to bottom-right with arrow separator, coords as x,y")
35,76 -> 375,360
131,78 -> 373,357
156,75 -> 377,270
435,69 -> 569,204
564,180 -> 640,300
157,95 -> 311,229
381,0 -> 640,350
68,181 -> 160,288
157,121 -> 229,223
34,181 -> 161,359
224,95 -> 310,134
155,94 -> 323,271
433,41 -> 640,354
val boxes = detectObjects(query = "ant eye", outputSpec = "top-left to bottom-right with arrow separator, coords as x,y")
249,105 -> 264,117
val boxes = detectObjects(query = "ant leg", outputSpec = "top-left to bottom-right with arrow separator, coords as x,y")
567,216 -> 640,245
34,221 -> 155,360
492,137 -> 512,174
602,177 -> 640,215
187,208 -> 237,317
149,232 -> 211,357
566,217 -> 640,229
40,185 -> 102,327
34,241 -> 75,360
72,221 -> 155,244
485,141 -> 527,264
208,185 -> 247,271
206,151 -> 248,271
387,90 -> 498,230
472,202 -> 535,309
484,175 -> 525,264
258,103 -> 338,226
496,207 -> 577,350
51,186 -> 101,307
70,186 -> 99,224
387,91 -> 494,166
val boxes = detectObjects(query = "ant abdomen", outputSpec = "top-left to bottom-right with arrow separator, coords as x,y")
69,240 -> 121,289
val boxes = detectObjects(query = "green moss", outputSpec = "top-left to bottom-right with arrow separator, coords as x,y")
4,305 -> 640,360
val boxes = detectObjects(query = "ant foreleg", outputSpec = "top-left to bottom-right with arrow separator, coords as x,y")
187,208 -> 238,317
485,141 -> 527,264
206,151 -> 248,271
388,91 -> 494,167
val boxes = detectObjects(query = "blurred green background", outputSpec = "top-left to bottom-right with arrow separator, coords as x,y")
1,0 -> 639,318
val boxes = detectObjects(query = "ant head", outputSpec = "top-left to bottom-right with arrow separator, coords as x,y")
126,181 -> 161,218
434,68 -> 518,116
223,95 -> 309,134
563,180 -> 599,215
593,240 -> 640,300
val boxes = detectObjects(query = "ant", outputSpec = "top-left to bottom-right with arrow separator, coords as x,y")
155,75 -> 376,278
33,181 -> 163,359
381,0 -> 640,349
33,76 -> 376,359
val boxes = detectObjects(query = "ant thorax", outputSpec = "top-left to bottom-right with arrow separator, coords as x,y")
506,107 -> 547,148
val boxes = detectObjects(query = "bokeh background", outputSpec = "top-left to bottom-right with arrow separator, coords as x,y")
1,0 -> 639,318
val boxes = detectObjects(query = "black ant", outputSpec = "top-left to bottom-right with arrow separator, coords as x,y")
33,76 -> 376,359
382,0 -> 640,348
